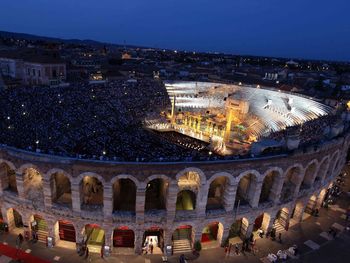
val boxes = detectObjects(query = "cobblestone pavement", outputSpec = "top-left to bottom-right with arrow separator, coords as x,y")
1,165 -> 350,263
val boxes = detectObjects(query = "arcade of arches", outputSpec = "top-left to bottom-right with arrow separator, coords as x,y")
0,145 -> 346,254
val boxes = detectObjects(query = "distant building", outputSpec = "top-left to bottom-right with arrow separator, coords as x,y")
0,49 -> 66,86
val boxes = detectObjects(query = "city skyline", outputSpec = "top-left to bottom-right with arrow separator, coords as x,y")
0,0 -> 349,61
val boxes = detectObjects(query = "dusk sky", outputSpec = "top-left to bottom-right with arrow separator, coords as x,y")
1,0 -> 349,61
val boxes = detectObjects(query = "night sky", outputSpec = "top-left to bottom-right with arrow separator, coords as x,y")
1,0 -> 349,61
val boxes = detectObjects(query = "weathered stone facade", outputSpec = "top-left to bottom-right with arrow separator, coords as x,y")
0,132 -> 349,254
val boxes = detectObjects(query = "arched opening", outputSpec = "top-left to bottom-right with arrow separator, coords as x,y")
113,179 -> 136,213
172,225 -> 193,254
280,167 -> 302,202
235,173 -> 258,207
227,218 -> 249,242
142,226 -> 164,254
201,222 -> 223,248
84,224 -> 105,253
177,171 -> 201,191
6,208 -> 23,231
253,213 -> 271,233
0,163 -> 17,193
31,214 -> 48,243
301,162 -> 317,189
206,177 -> 228,211
176,190 -> 196,210
57,220 -> 76,243
50,172 -> 72,207
80,176 -> 103,211
113,226 -> 135,249
316,159 -> 329,182
259,171 -> 280,204
145,178 -> 167,211
274,207 -> 289,231
23,168 -> 44,207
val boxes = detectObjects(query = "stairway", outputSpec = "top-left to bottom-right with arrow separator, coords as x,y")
36,219 -> 48,243
273,221 -> 286,233
173,229 -> 192,254
173,239 -> 192,254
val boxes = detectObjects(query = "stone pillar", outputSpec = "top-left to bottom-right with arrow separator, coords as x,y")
266,217 -> 276,233
135,186 -> 146,225
166,181 -> 178,224
245,222 -> 255,239
15,172 -> 25,200
104,227 -> 114,248
0,168 -> 8,195
134,229 -> 143,254
316,191 -> 325,209
270,177 -> 284,204
293,202 -> 305,223
42,178 -> 53,209
251,181 -> 263,208
71,182 -> 81,214
223,183 -> 237,213
196,184 -> 209,217
103,184 -> 113,219
164,228 -> 173,249
193,227 -> 202,243
220,226 -> 231,246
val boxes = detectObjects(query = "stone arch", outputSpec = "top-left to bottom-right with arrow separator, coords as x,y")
113,225 -> 135,248
259,168 -> 283,204
6,207 -> 23,230
112,176 -> 137,212
76,172 -> 106,186
301,160 -> 318,189
329,151 -> 340,178
0,160 -> 17,193
200,221 -> 224,247
316,157 -> 330,182
17,163 -> 42,176
253,212 -> 271,232
235,170 -> 260,207
78,172 -> 104,210
0,159 -> 16,171
48,169 -> 72,207
206,173 -> 232,211
280,164 -> 303,202
175,167 -> 206,186
145,176 -> 169,211
83,223 -> 105,251
207,172 -> 234,185
110,174 -> 140,188
22,167 -> 44,207
54,219 -> 77,243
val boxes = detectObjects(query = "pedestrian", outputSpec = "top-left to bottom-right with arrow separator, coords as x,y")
150,243 -> 154,254
278,233 -> 282,243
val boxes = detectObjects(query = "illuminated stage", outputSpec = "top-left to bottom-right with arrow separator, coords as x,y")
146,81 -> 333,156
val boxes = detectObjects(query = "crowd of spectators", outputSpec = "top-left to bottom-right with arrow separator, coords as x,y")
0,79 -> 346,162
265,114 -> 341,146
0,78 -> 203,161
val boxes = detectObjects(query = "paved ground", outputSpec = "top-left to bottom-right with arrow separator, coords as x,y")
1,164 -> 350,263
